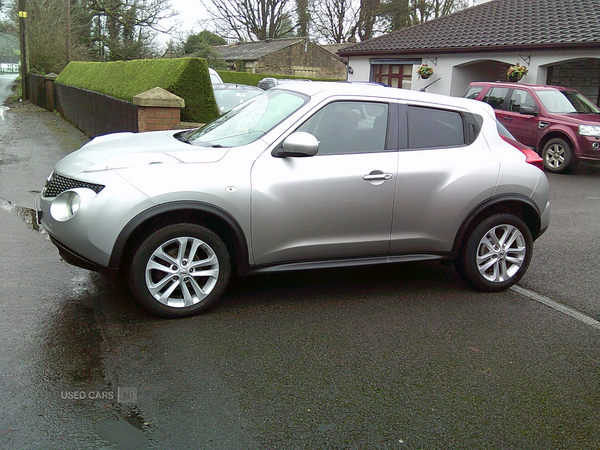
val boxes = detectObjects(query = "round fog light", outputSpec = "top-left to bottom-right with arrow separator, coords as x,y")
50,191 -> 81,222
592,142 -> 599,150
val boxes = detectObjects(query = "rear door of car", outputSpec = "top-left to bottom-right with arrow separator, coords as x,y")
388,104 -> 500,254
250,99 -> 398,265
497,88 -> 540,147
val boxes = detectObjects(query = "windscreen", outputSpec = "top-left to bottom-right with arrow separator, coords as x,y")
536,89 -> 600,114
186,90 -> 308,148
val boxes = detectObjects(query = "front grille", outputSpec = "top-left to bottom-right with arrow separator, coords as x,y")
44,173 -> 105,198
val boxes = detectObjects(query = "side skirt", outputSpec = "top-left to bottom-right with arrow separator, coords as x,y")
238,253 -> 456,276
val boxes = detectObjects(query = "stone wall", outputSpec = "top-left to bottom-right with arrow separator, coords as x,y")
257,41 -> 346,80
547,58 -> 600,106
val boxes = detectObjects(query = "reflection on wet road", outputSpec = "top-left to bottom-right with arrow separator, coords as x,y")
1,74 -> 599,448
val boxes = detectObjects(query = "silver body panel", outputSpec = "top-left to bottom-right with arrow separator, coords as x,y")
37,82 -> 550,276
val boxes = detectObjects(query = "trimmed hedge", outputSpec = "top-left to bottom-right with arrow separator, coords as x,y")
55,58 -> 219,124
217,70 -> 343,86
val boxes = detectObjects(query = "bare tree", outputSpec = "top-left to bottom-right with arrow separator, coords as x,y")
350,0 -> 381,41
202,0 -> 295,41
379,0 -> 470,31
296,0 -> 310,37
2,0 -> 91,73
312,0 -> 358,43
86,0 -> 177,60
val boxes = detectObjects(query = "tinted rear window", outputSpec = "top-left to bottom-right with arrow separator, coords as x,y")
407,106 -> 465,149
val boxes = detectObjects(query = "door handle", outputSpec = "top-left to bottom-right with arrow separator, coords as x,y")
363,171 -> 393,182
503,116 -> 513,121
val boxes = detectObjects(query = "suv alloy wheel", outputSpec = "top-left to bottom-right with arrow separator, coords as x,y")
542,137 -> 573,174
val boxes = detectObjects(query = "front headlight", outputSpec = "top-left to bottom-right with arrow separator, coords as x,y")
579,124 -> 600,137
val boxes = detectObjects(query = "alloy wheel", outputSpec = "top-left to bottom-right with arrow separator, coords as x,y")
476,224 -> 526,283
544,143 -> 565,170
145,236 -> 220,308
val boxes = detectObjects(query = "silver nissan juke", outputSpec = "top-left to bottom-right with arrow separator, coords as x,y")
37,82 -> 550,318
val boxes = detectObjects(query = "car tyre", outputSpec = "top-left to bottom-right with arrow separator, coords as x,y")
542,137 -> 573,174
128,223 -> 231,318
456,214 -> 533,292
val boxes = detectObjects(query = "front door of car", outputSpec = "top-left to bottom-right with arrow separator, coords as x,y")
251,100 -> 397,265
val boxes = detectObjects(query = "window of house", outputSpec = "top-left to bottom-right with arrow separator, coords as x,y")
407,106 -> 465,149
296,101 -> 390,155
372,64 -> 412,89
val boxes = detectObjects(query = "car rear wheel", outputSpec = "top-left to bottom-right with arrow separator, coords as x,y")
456,214 -> 533,292
128,223 -> 231,318
542,137 -> 573,173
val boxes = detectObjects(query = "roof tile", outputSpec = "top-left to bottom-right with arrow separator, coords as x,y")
339,0 -> 600,55
214,38 -> 305,60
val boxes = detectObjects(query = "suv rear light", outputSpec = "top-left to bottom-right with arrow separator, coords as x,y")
501,136 -> 544,171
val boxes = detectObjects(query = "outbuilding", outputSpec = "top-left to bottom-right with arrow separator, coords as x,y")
214,38 -> 347,80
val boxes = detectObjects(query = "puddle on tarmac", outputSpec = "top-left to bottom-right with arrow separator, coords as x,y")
0,198 -> 41,231
97,408 -> 152,450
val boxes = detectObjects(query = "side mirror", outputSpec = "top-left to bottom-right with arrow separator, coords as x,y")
520,105 -> 539,116
272,132 -> 319,158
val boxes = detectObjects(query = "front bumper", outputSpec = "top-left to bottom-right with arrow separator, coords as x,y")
38,193 -> 118,282
49,233 -> 119,283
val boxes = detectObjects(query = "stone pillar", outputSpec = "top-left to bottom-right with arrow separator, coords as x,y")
133,87 -> 185,132
44,73 -> 58,112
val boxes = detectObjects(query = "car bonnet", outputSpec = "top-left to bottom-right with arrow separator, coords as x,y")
54,130 -> 228,177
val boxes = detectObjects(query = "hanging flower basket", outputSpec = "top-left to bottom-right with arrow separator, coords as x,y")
507,64 -> 528,82
417,64 -> 434,79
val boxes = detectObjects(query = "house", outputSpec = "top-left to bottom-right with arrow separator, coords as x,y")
0,33 -> 19,74
338,0 -> 600,104
214,38 -> 347,80
0,56 -> 19,74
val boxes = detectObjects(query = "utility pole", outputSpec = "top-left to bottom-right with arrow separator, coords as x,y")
66,0 -> 71,63
18,0 -> 28,100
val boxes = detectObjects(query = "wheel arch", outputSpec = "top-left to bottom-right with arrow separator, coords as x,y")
109,202 -> 250,278
539,130 -> 575,155
453,195 -> 542,254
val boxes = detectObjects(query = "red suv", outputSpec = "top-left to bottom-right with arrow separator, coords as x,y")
465,82 -> 600,173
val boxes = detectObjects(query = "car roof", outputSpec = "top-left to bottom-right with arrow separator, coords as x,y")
212,83 -> 263,91
469,81 -> 574,92
273,81 -> 490,113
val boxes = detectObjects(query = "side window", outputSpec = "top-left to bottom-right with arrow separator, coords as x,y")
296,101 -> 389,155
464,86 -> 483,99
407,106 -> 465,149
508,89 -> 536,113
482,87 -> 509,110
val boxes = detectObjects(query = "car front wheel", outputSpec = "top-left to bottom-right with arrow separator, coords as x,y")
456,214 -> 533,292
542,137 -> 573,174
128,223 -> 231,318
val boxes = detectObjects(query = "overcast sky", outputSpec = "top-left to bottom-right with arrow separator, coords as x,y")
165,1 -> 207,34
158,0 -> 495,45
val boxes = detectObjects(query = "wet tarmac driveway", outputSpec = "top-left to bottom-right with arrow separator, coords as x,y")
1,79 -> 599,449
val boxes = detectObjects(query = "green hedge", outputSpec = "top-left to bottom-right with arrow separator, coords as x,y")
217,70 -> 343,86
55,58 -> 219,124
